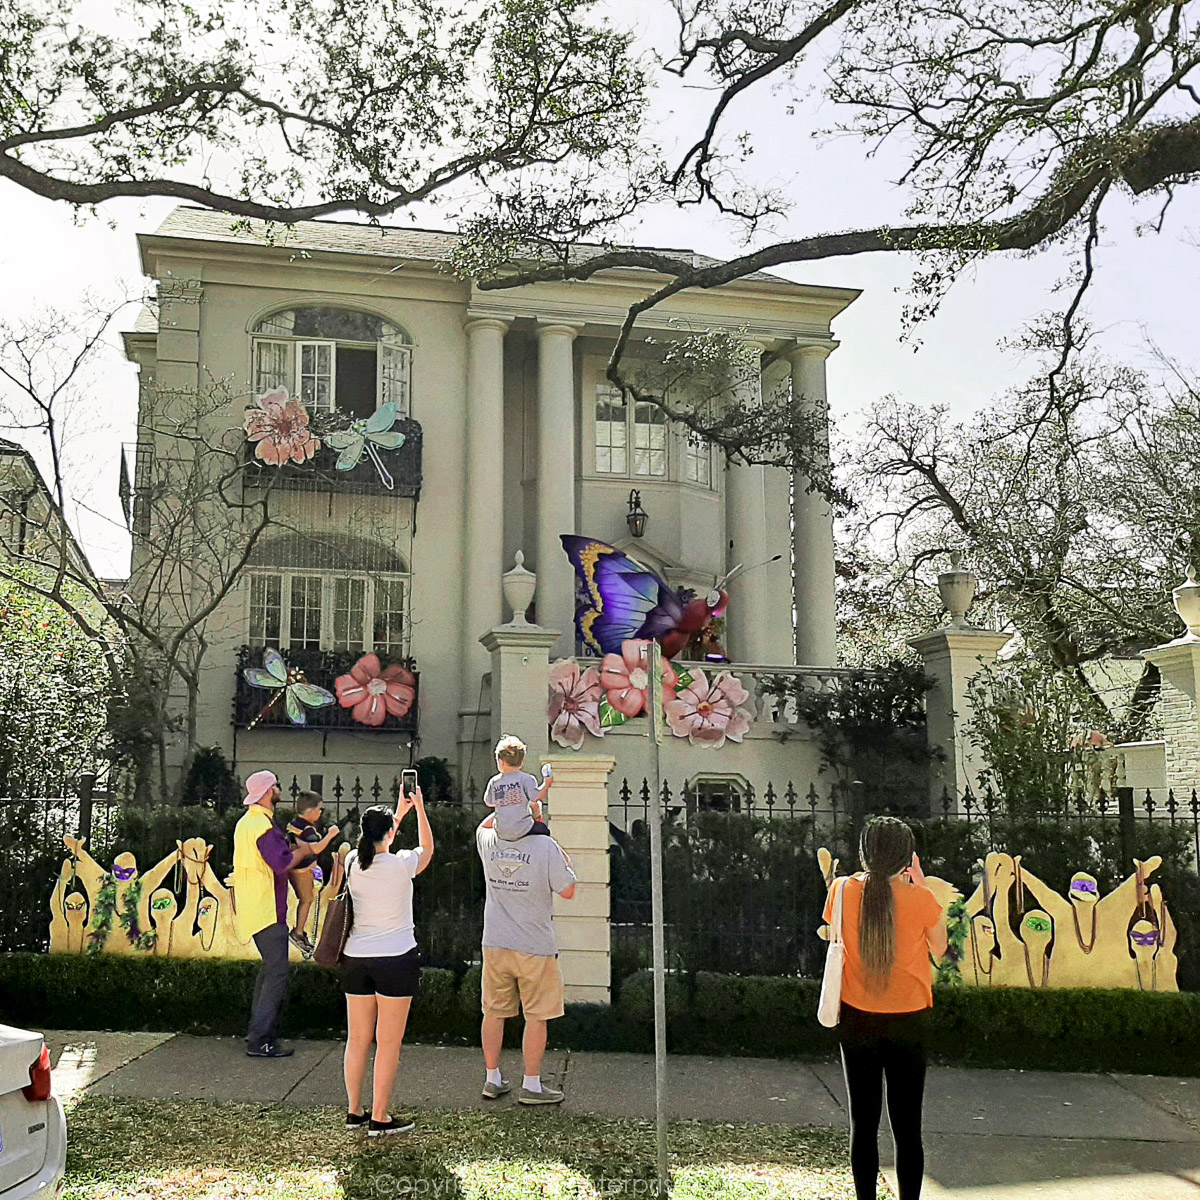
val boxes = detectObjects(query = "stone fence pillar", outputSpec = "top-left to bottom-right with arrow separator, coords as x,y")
479,551 -> 559,761
480,552 -> 612,1004
1142,568 -> 1200,789
547,755 -> 613,1005
908,554 -> 1010,810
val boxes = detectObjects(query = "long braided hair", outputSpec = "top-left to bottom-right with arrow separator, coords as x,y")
858,816 -> 917,989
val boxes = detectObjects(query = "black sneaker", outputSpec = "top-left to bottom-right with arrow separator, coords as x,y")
368,1115 -> 415,1137
346,1111 -> 368,1130
246,1040 -> 295,1058
288,930 -> 310,956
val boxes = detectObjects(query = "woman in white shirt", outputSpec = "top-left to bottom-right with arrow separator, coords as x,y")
340,784 -> 433,1137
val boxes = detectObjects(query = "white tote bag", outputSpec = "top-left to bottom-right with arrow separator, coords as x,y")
817,876 -> 849,1028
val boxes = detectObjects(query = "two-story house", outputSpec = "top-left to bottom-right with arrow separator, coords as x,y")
121,207 -> 858,795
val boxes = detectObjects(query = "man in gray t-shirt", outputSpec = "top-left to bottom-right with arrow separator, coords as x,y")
476,821 -> 576,1106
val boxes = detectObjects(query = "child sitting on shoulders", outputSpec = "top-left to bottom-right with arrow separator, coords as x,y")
480,735 -> 553,841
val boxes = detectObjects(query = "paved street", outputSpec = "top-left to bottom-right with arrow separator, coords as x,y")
45,1030 -> 1200,1198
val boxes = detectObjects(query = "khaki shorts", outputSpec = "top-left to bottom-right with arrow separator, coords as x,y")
481,947 -> 565,1021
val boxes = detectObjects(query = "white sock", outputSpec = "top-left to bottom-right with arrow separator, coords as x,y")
486,1068 -> 502,1086
522,1075 -> 543,1093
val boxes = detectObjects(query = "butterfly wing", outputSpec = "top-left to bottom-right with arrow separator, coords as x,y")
243,668 -> 283,690
365,431 -> 406,450
365,403 -> 398,434
559,535 -> 680,656
284,687 -> 307,726
292,682 -> 335,709
263,648 -> 288,684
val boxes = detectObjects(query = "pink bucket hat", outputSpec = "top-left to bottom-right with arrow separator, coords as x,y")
244,770 -> 279,807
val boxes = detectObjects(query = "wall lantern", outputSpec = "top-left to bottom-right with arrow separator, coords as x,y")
626,489 -> 648,539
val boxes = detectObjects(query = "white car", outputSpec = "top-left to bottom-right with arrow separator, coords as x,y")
0,1026 -> 65,1198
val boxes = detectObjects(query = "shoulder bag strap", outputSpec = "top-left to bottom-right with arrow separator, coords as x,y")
831,876 -> 847,945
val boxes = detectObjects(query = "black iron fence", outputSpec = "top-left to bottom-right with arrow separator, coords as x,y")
3,771 -> 488,970
11,769 -> 1200,989
608,778 -> 1200,987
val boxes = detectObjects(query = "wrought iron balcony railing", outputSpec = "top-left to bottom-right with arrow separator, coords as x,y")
241,417 -> 423,498
233,646 -> 419,736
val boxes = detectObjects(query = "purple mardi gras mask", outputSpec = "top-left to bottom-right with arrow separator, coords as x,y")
1131,929 -> 1160,948
113,865 -> 136,882
1070,879 -> 1098,896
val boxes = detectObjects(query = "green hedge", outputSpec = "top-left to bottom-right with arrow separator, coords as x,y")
4,953 -> 1200,1075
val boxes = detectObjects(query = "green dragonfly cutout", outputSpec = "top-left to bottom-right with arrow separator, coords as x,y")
242,648 -> 335,727
325,403 -> 406,489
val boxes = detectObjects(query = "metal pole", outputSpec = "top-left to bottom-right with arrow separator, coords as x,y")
647,642 -> 670,1195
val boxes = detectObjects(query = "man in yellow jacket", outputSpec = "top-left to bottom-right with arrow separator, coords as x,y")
234,770 -> 312,1057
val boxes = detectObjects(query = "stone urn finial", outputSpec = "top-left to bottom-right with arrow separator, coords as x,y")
1172,565 -> 1200,642
938,550 -> 976,629
502,550 -> 536,625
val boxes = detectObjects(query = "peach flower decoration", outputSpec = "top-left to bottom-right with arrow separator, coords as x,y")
334,653 -> 416,726
665,669 -> 752,748
548,659 -> 603,749
244,388 -> 321,465
599,639 -> 679,718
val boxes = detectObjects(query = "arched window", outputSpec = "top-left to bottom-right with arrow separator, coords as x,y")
244,533 -> 410,655
250,306 -> 411,419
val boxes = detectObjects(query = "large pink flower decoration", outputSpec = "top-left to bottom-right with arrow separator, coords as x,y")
599,639 -> 679,718
244,388 -> 321,465
334,653 -> 416,727
548,659 -> 603,749
665,670 -> 753,748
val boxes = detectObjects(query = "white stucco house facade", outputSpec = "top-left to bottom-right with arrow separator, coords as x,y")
122,207 -> 860,800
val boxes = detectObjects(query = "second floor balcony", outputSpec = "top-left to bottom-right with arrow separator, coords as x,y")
242,417 -> 424,498
233,645 -> 420,737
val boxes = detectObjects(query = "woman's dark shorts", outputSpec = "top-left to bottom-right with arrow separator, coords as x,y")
340,948 -> 421,998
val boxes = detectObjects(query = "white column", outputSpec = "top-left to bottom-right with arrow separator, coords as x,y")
789,343 -> 838,666
535,320 -> 580,658
725,342 -> 774,663
461,316 -> 510,707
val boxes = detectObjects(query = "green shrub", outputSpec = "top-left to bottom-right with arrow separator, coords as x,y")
5,953 -> 1200,1076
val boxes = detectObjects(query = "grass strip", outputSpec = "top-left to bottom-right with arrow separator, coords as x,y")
62,1096 -> 886,1199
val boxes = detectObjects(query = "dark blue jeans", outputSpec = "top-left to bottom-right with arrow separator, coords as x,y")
248,921 -> 290,1048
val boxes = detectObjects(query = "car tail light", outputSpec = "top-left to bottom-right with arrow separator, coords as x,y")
22,1044 -> 51,1102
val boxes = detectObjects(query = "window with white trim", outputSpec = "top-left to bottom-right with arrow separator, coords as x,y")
682,405 -> 714,487
633,401 -> 668,477
249,307 -> 412,419
246,570 -> 410,654
593,383 -> 668,479
594,384 -> 628,474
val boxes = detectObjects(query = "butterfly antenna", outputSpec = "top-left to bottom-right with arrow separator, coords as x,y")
720,553 -> 784,589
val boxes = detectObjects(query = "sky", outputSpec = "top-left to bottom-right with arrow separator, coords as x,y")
0,0 -> 1196,579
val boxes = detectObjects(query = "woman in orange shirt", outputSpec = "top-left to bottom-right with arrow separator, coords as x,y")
824,816 -> 948,1200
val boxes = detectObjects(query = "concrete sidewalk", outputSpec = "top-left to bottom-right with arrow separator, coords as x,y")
44,1031 -> 1200,1199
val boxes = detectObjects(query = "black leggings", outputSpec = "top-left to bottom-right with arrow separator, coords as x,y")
839,1005 -> 929,1200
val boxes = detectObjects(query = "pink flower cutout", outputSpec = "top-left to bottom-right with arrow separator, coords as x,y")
334,654 -> 416,727
244,388 -> 321,465
599,639 -> 679,718
665,670 -> 753,748
548,659 -> 603,749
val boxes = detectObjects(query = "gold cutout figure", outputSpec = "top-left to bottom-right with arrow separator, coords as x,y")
818,847 -> 1179,991
149,889 -> 177,955
49,831 -> 346,961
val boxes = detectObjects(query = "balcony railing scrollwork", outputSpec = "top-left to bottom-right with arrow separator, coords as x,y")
233,645 -> 419,736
